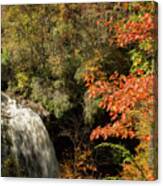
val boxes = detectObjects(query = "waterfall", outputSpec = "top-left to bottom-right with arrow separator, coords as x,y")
1,93 -> 59,178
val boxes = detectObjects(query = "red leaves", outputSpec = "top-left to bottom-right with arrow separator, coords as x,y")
90,123 -> 136,141
142,135 -> 151,142
86,11 -> 155,171
85,71 -> 154,141
135,69 -> 144,75
96,18 -> 105,26
104,13 -> 155,47
90,126 -> 101,141
91,4 -> 156,180
121,113 -> 126,122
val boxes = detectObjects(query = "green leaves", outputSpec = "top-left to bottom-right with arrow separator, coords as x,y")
16,72 -> 29,91
94,142 -> 133,165
30,77 -> 73,119
1,48 -> 10,65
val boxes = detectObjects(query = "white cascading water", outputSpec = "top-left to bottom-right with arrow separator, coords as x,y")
1,93 -> 59,178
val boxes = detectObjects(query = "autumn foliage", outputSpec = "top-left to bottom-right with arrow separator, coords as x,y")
83,1 -> 157,180
87,71 -> 154,141
2,2 -> 157,180
113,13 -> 155,47
84,70 -> 156,180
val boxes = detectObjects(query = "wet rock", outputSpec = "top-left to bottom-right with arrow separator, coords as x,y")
1,92 -> 59,178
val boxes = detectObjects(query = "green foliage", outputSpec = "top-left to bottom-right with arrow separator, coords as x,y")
84,98 -> 101,125
1,48 -> 10,65
104,176 -> 121,180
129,38 -> 155,74
46,93 -> 73,118
16,72 -> 29,92
94,142 -> 133,166
30,77 -> 73,118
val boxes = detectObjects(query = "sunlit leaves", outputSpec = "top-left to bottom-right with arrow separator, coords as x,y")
88,72 -> 154,140
113,13 -> 155,47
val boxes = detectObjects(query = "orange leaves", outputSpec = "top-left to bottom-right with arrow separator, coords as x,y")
134,69 -> 145,76
109,71 -> 119,81
142,135 -> 151,142
89,3 -> 157,180
96,18 -> 113,27
103,12 -> 155,47
85,71 -> 154,141
115,13 -> 155,47
90,126 -> 101,141
121,162 -> 155,180
121,113 -> 126,122
96,18 -> 105,26
83,74 -> 95,87
90,123 -> 136,141
87,71 -> 154,120
60,148 -> 97,179
83,64 -> 106,90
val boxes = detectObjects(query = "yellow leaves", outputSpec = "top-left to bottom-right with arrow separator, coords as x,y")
74,49 -> 80,57
16,72 -> 29,91
60,161 -> 74,179
122,2 -> 129,10
84,74 -> 95,86
48,55 -> 65,77
59,4 -> 66,21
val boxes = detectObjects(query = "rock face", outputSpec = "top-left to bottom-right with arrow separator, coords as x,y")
1,93 -> 59,178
